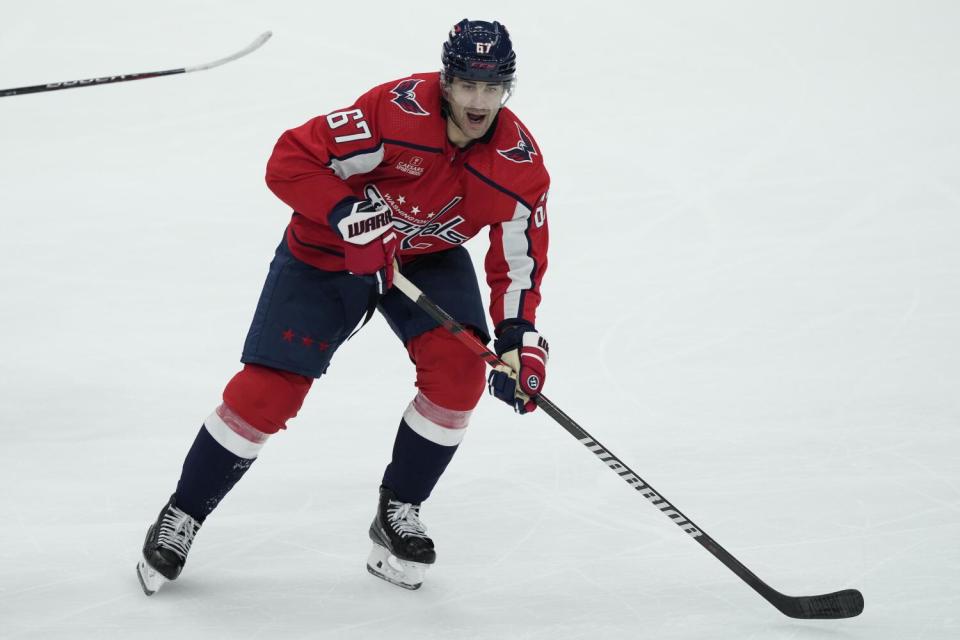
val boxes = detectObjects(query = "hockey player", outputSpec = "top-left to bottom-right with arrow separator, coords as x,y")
137,19 -> 551,594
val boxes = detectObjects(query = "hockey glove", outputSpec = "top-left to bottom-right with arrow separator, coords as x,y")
487,320 -> 549,414
331,198 -> 398,295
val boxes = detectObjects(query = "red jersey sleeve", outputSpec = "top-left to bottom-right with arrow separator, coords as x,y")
485,175 -> 550,331
265,86 -> 386,227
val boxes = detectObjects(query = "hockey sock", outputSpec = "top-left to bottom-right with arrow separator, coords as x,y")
381,393 -> 470,504
174,404 -> 269,522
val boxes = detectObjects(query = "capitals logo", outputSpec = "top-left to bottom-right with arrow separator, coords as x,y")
498,122 -> 538,163
390,78 -> 430,116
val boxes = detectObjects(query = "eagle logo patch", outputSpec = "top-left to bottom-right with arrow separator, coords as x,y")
390,79 -> 430,116
497,122 -> 538,164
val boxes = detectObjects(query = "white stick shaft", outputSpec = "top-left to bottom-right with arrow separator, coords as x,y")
185,31 -> 273,72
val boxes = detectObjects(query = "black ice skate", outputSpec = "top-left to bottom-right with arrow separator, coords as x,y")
136,495 -> 201,596
366,486 -> 436,590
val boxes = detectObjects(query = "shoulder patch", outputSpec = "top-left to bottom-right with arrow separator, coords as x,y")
390,78 -> 430,116
497,122 -> 538,164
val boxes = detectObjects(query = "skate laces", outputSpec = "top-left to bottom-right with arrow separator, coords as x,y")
157,506 -> 200,561
386,500 -> 428,539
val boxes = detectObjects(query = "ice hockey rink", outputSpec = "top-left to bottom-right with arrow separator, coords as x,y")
1,1 -> 958,638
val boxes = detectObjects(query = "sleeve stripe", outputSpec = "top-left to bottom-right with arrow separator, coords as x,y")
500,200 -> 535,321
328,144 -> 384,179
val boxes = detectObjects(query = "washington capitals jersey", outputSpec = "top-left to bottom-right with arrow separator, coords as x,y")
265,72 -> 550,329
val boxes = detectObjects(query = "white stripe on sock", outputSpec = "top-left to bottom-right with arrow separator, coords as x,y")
204,405 -> 268,459
402,394 -> 469,447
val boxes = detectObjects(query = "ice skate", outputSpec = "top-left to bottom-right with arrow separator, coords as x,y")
366,486 -> 435,590
136,494 -> 201,596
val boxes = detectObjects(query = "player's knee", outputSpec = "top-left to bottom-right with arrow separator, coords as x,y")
222,364 -> 313,434
408,327 -> 486,411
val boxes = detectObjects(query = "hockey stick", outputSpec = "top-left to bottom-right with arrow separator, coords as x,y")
0,31 -> 272,98
392,270 -> 864,619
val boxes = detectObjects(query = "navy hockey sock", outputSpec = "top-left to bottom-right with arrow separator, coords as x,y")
381,418 -> 459,504
174,411 -> 264,522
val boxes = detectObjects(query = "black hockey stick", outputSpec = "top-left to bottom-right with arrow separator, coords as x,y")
392,271 -> 864,619
0,31 -> 271,98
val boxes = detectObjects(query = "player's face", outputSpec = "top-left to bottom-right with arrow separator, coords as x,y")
444,77 -> 512,142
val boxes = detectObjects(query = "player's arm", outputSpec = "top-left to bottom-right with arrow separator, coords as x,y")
265,89 -> 398,291
485,178 -> 549,329
265,88 -> 385,226
485,179 -> 550,413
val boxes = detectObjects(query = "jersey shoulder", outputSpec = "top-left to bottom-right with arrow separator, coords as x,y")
473,108 -> 549,208
364,72 -> 446,148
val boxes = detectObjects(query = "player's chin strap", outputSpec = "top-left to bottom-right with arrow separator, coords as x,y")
389,270 -> 864,621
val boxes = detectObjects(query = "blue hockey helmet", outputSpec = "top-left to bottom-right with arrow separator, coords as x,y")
441,19 -> 516,84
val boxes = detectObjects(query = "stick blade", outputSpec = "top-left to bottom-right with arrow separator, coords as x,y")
778,588 -> 864,619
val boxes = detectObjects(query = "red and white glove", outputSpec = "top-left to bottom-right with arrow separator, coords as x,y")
487,321 -> 549,414
331,198 -> 398,294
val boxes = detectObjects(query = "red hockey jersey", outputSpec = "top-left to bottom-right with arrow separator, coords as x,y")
265,72 -> 550,329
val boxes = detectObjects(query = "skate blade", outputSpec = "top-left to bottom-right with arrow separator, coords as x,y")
136,557 -> 169,596
366,544 -> 427,590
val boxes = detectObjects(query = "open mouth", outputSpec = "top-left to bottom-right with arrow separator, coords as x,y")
465,111 -> 486,126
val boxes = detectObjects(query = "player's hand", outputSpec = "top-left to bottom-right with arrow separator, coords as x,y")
332,198 -> 398,294
487,321 -> 549,414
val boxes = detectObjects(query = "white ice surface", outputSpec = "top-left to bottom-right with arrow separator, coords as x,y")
1,1 -> 959,638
